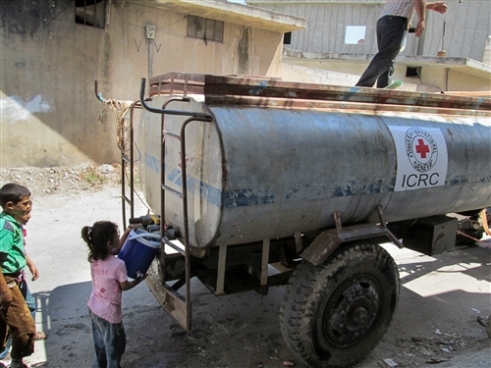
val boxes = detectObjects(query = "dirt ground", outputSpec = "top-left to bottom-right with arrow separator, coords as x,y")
0,166 -> 490,368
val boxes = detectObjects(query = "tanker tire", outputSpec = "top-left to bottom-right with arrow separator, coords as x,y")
280,241 -> 400,368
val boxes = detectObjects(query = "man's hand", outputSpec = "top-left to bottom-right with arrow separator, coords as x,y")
428,1 -> 448,14
415,19 -> 426,37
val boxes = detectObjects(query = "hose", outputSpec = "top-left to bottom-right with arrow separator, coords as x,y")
481,209 -> 491,236
97,99 -> 134,152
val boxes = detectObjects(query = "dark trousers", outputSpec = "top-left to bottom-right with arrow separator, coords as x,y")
0,275 -> 35,360
356,15 -> 408,88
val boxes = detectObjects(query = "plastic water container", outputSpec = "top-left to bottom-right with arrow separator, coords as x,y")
118,228 -> 160,279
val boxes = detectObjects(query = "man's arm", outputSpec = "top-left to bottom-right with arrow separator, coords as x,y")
426,1 -> 448,14
414,0 -> 427,37
414,1 -> 448,37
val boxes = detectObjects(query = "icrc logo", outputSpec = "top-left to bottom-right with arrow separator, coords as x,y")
405,128 -> 439,173
390,125 -> 447,192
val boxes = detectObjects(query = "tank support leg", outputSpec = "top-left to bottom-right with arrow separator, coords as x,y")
215,243 -> 227,296
376,206 -> 404,249
259,238 -> 270,295
295,233 -> 303,253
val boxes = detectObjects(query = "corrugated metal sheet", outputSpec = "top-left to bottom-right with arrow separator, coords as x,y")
249,1 -> 491,62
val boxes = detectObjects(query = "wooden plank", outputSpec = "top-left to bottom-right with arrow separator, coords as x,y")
146,264 -> 190,330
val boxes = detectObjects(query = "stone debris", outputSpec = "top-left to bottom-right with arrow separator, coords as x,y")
0,164 -> 123,195
378,358 -> 398,368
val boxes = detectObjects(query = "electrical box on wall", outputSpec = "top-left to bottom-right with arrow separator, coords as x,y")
146,25 -> 155,39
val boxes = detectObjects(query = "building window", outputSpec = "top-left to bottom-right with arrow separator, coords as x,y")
406,66 -> 421,77
344,25 -> 366,45
75,0 -> 107,29
187,15 -> 224,43
283,32 -> 291,45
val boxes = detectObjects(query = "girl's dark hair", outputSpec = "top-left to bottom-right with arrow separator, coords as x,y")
81,221 -> 118,262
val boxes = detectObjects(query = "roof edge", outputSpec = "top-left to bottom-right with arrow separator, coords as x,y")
283,48 -> 491,75
123,0 -> 306,33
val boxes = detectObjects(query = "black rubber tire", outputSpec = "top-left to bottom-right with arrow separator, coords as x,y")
280,242 -> 400,368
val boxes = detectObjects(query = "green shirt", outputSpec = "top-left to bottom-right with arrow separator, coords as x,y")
0,212 -> 27,274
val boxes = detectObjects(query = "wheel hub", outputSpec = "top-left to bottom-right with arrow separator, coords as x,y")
352,306 -> 369,324
323,276 -> 381,347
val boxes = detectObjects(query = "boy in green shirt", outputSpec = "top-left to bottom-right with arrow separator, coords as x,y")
0,183 -> 36,368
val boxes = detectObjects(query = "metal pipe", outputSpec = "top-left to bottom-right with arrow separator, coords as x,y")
94,80 -> 107,102
179,116 -> 213,329
139,78 -> 211,119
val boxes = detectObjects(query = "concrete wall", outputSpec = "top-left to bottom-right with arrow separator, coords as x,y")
0,0 -> 284,168
248,0 -> 491,61
420,65 -> 489,92
279,62 -> 423,91
106,1 -> 284,101
280,60 -> 489,93
1,1 -> 107,168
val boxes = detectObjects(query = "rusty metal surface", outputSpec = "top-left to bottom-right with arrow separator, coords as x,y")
302,209 -> 404,266
202,94 -> 490,117
149,73 -> 205,97
148,73 -> 491,113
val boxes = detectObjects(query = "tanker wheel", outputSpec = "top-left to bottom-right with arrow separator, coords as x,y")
280,241 -> 400,368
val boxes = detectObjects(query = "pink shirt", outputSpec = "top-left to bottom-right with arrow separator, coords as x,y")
87,256 -> 128,324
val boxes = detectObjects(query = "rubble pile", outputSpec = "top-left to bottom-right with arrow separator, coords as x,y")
0,164 -> 123,195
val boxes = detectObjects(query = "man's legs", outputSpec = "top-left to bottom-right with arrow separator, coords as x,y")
376,64 -> 395,88
356,16 -> 408,88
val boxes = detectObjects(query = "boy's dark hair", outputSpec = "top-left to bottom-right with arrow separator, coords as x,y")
0,183 -> 31,208
81,221 -> 119,262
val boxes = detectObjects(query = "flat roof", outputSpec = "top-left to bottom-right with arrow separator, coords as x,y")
129,0 -> 306,33
283,49 -> 491,81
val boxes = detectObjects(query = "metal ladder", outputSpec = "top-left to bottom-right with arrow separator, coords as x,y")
120,101 -> 144,226
139,78 -> 212,331
94,80 -> 142,227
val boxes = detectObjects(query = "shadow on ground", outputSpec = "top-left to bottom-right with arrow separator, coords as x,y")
28,244 -> 490,368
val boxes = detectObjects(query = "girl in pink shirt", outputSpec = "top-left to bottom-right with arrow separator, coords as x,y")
81,221 -> 146,368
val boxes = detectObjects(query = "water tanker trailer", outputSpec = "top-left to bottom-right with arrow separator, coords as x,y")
115,73 -> 490,368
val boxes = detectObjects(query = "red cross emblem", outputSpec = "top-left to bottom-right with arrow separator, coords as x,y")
415,139 -> 430,159
404,128 -> 439,173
